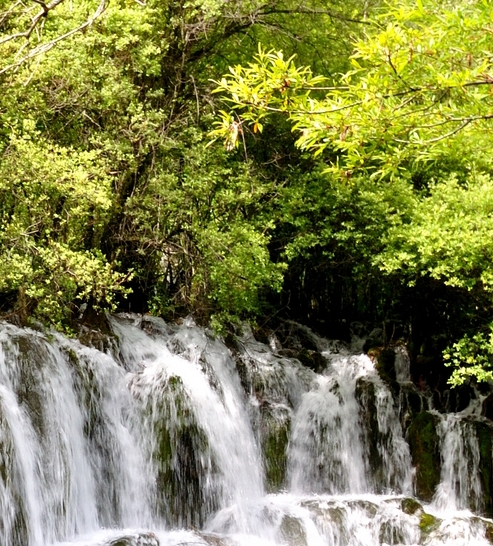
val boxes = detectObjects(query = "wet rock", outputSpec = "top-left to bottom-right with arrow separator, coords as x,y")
274,321 -> 320,353
78,325 -> 118,355
367,347 -> 398,390
260,402 -> 291,491
362,328 -> 384,352
198,531 -> 238,546
279,515 -> 307,546
419,511 -> 440,540
77,310 -> 119,354
355,378 -> 385,488
399,383 -> 429,433
483,393 -> 493,422
444,384 -> 475,413
278,348 -> 326,373
482,518 -> 493,544
379,520 -> 408,545
106,532 -> 159,546
346,499 -> 378,517
408,411 -> 441,502
0,409 -> 29,546
475,420 -> 493,517
400,497 -> 423,515
12,334 -> 47,437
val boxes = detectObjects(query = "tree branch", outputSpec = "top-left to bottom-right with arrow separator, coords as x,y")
0,0 -> 65,46
0,0 -> 107,76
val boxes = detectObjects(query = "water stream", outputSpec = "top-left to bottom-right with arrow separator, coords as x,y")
0,314 -> 492,546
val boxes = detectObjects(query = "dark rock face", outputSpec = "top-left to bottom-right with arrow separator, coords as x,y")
483,393 -> 493,422
407,411 -> 441,502
398,383 -> 429,432
355,378 -> 385,490
443,385 -> 475,413
476,421 -> 493,517
278,348 -> 326,374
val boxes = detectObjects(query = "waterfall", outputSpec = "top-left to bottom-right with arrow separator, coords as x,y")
0,315 -> 491,546
432,414 -> 483,514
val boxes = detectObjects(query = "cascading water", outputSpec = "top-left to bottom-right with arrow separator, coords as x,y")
432,413 -> 484,515
0,314 -> 492,546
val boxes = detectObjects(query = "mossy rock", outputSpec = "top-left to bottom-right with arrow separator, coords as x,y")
408,411 -> 441,502
419,511 -> 440,540
260,403 -> 291,491
148,375 -> 220,528
400,497 -> 423,515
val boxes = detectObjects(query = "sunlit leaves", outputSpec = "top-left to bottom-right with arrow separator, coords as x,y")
212,1 -> 493,179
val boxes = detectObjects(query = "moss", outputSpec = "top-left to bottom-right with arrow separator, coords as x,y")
419,511 -> 440,540
408,411 -> 441,502
401,497 -> 422,515
150,375 -> 219,528
261,404 -> 291,491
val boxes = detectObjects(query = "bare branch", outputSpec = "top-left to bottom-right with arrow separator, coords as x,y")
0,0 -> 65,46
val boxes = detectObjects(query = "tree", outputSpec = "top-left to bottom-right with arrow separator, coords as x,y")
0,0 -> 374,328
211,0 -> 493,383
211,0 -> 493,179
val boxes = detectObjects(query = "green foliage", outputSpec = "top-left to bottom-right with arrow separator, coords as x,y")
377,173 -> 493,292
0,125 -> 127,326
212,1 -> 493,179
5,0 -> 361,327
444,330 -> 493,387
10,0 -> 493,391
210,0 -> 493,382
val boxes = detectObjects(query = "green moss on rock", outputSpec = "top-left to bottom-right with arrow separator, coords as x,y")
149,375 -> 219,528
408,411 -> 441,502
419,511 -> 440,542
400,497 -> 423,515
260,403 -> 291,491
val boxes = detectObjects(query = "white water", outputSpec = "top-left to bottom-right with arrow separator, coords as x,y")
0,315 -> 491,546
